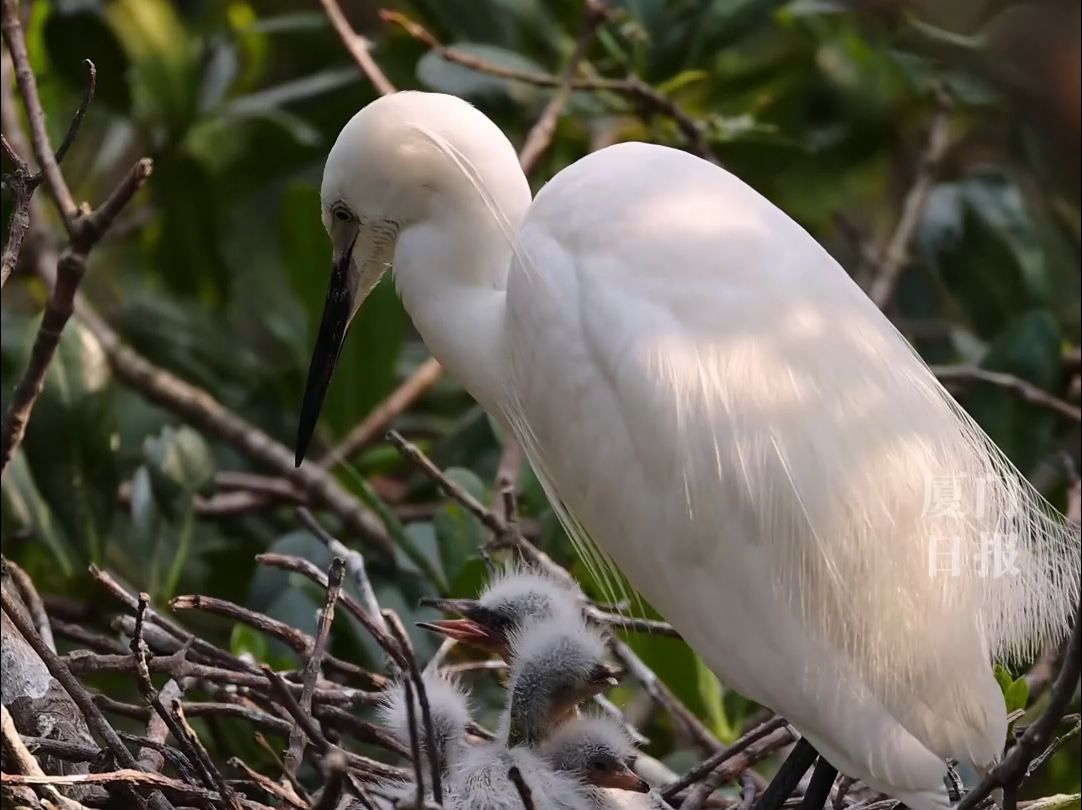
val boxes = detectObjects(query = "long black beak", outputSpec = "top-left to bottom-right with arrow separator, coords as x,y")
295,246 -> 355,466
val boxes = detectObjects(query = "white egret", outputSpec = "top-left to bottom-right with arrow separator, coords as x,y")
295,91 -> 1081,810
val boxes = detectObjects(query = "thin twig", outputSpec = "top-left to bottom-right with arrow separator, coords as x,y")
318,357 -> 443,469
867,89 -> 952,308
0,579 -> 164,810
934,365 -> 1081,422
1,705 -> 89,810
298,508 -> 389,640
256,552 -> 407,670
135,680 -> 182,773
517,0 -> 609,174
385,610 -> 442,803
283,558 -> 345,780
50,59 -> 95,169
4,557 -> 56,652
0,0 -> 78,222
0,770 -> 266,807
317,0 -> 395,96
129,593 -> 197,809
611,636 -> 723,754
663,716 -> 791,799
0,156 -> 152,474
388,430 -> 508,536
169,591 -> 375,685
170,701 -> 244,810
956,600 -> 1082,810
228,758 -> 306,810
400,673 -> 426,806
380,9 -> 716,161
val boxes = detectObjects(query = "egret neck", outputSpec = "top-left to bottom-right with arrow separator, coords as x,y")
393,208 -> 521,417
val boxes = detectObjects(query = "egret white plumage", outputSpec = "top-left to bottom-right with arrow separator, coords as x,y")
295,91 -> 1081,809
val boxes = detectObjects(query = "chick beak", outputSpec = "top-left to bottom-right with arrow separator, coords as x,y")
588,663 -> 626,692
415,618 -> 497,647
416,597 -> 504,648
597,768 -> 651,793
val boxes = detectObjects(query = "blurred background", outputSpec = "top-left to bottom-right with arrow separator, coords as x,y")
1,0 -> 1079,798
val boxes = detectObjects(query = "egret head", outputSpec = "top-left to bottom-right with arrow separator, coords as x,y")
295,91 -> 529,465
417,566 -> 583,658
541,715 -> 649,794
505,619 -> 623,748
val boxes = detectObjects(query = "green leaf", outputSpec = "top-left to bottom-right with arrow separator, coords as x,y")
993,663 -> 1013,694
694,656 -> 734,741
335,463 -> 447,590
104,0 -> 199,137
572,557 -> 733,741
230,623 -> 269,661
1003,676 -> 1029,716
0,451 -> 72,576
142,425 -> 215,513
919,171 -> 1051,337
961,311 -> 1062,470
621,627 -> 734,743
21,319 -> 117,564
129,466 -> 162,548
433,467 -> 488,586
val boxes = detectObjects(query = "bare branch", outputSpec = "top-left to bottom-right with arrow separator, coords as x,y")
283,558 -> 345,780
380,10 -> 716,161
0,576 -> 165,810
934,364 -> 1081,423
517,0 -> 609,174
956,600 -> 1082,810
385,610 -> 442,803
317,0 -> 396,96
868,90 -> 952,309
0,0 -> 78,222
1,705 -> 90,810
663,716 -> 793,799
4,557 -> 56,652
318,357 -> 444,469
256,552 -> 407,671
50,59 -> 95,169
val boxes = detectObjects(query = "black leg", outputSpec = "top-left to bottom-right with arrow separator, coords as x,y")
800,756 -> 839,810
752,738 -> 819,810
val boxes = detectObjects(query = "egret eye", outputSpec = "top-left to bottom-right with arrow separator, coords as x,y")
332,207 -> 352,223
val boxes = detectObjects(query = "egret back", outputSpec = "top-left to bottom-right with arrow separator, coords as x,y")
502,143 -> 1079,769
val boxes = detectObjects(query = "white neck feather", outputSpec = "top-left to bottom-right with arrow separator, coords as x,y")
393,203 -> 523,416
